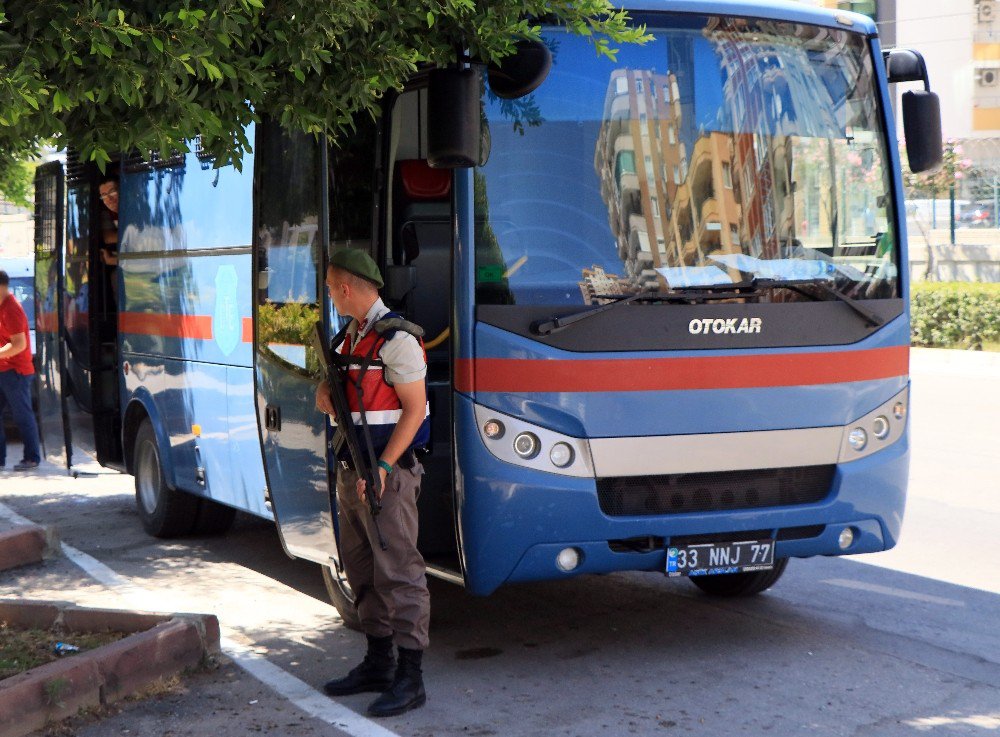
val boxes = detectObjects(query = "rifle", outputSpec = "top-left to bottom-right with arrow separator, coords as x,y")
312,321 -> 388,551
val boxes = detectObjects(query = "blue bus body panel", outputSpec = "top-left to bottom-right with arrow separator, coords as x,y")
118,144 -> 268,516
119,155 -> 254,252
119,251 -> 253,368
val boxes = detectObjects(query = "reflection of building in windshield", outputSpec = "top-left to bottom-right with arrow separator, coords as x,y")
578,265 -> 629,304
591,17 -> 887,303
706,17 -> 878,258
594,68 -> 743,295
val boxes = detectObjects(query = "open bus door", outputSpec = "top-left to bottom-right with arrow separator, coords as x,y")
61,152 -> 124,471
252,124 -> 343,576
33,162 -> 71,470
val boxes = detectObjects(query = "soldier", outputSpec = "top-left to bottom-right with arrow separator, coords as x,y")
315,249 -> 431,717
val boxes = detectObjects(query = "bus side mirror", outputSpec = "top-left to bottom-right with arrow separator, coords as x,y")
884,49 -> 928,84
487,39 -> 552,99
884,49 -> 942,173
427,68 -> 481,169
902,90 -> 942,173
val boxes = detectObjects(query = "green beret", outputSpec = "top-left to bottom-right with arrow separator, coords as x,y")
329,248 -> 383,289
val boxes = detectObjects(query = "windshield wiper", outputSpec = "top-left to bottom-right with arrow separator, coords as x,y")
531,291 -> 670,335
532,287 -> 762,335
748,277 -> 885,327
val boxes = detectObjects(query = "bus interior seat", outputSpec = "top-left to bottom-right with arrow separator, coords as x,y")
393,160 -> 451,354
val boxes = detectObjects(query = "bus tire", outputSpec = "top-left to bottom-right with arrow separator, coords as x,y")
194,499 -> 237,536
321,564 -> 362,631
688,558 -> 789,597
134,420 -> 199,537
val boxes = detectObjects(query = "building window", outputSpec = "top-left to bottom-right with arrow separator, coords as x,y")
635,78 -> 644,94
650,197 -> 660,218
644,155 -> 654,183
615,150 -> 636,190
722,162 -> 733,188
673,165 -> 681,185
730,224 -> 740,246
667,125 -> 676,145
615,76 -> 628,95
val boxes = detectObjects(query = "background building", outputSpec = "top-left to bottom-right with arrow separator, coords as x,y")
0,197 -> 33,259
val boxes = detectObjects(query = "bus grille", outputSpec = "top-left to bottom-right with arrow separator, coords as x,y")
596,465 -> 836,517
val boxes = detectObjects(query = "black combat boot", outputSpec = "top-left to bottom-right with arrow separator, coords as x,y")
366,647 -> 426,717
323,634 -> 395,696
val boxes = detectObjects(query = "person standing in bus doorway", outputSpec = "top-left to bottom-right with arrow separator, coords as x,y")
98,176 -> 120,307
315,249 -> 431,717
0,270 -> 41,471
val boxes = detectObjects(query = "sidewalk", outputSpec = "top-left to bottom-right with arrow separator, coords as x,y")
911,346 -> 1000,376
0,451 -> 357,737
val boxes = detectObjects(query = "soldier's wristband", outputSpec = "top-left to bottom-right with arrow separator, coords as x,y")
377,459 -> 393,474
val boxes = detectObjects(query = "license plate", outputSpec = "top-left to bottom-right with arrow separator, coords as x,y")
666,539 -> 775,577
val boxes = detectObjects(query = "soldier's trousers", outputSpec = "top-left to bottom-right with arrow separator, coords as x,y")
335,460 -> 430,651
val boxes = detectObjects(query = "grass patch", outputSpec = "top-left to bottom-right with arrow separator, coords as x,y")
0,622 -> 126,680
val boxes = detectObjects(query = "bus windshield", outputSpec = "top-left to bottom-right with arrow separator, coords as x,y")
475,15 -> 898,307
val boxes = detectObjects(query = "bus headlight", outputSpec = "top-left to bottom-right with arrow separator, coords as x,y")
549,442 -> 575,468
513,432 -> 540,459
474,404 -> 594,478
837,387 -> 908,463
483,419 -> 505,439
556,547 -> 581,571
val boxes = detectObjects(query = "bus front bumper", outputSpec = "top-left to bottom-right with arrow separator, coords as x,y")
455,396 -> 909,596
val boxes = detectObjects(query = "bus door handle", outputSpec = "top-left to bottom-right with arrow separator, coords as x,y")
265,404 -> 281,431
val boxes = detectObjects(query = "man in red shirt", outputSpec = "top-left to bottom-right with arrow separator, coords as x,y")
0,270 -> 40,470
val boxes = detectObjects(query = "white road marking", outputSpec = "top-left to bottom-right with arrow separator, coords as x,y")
822,578 -> 966,607
0,502 -> 402,737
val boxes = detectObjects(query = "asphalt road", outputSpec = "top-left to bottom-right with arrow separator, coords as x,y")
1,347 -> 998,737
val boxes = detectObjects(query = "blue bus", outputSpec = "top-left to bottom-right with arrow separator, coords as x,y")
33,0 -> 940,624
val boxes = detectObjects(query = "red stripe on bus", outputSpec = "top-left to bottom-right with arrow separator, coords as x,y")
119,312 -> 214,340
454,345 -> 909,393
118,313 -> 254,343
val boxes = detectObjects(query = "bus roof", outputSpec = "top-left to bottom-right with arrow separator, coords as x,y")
620,0 -> 878,36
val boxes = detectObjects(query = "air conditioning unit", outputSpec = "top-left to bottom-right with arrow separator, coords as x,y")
979,0 -> 995,24
978,67 -> 1000,87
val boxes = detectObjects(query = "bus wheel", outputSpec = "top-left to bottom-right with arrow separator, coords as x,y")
194,499 -> 237,536
321,564 -> 362,631
688,558 -> 789,597
134,420 -> 199,537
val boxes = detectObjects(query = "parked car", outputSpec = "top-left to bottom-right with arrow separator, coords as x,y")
957,204 -> 995,228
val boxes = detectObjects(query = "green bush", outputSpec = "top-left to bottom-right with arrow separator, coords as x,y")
910,282 -> 1000,350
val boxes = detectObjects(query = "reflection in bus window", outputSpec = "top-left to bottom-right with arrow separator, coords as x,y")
255,129 -> 322,375
476,16 -> 898,306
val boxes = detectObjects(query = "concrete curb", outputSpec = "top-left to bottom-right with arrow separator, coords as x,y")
0,524 -> 57,572
0,600 -> 220,737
